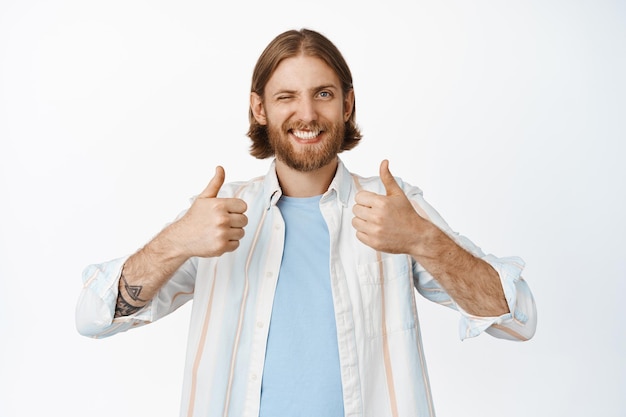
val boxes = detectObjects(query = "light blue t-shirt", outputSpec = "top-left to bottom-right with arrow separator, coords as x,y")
259,195 -> 344,417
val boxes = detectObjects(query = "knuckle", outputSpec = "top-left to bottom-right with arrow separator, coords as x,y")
372,224 -> 385,236
213,229 -> 228,242
215,214 -> 229,226
212,200 -> 227,211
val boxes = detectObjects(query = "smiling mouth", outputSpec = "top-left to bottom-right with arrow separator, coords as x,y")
291,129 -> 322,141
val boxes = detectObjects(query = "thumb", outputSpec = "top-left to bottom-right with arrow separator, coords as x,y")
198,166 -> 225,198
380,159 -> 403,196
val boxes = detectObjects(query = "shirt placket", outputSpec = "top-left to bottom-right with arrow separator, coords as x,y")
242,205 -> 285,417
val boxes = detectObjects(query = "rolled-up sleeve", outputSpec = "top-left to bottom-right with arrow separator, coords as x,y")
75,256 -> 133,338
481,255 -> 537,340
406,184 -> 537,342
414,251 -> 537,341
454,254 -> 536,341
75,255 -> 197,338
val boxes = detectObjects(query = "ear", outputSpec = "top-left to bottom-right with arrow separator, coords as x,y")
250,92 -> 267,125
343,89 -> 355,122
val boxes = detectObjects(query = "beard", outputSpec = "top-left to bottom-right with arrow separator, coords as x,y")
266,119 -> 345,172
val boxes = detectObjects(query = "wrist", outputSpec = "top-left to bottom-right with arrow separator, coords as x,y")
409,221 -> 448,261
148,224 -> 191,264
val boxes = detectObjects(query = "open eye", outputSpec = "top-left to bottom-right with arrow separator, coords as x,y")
318,90 -> 333,99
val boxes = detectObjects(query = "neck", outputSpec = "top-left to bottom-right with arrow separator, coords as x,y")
275,158 -> 338,197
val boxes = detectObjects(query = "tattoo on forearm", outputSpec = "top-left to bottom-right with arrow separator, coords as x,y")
114,273 -> 148,318
121,274 -> 148,302
114,291 -> 144,318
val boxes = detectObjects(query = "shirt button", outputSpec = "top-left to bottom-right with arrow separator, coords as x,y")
256,321 -> 264,328
251,374 -> 258,381
266,271 -> 272,278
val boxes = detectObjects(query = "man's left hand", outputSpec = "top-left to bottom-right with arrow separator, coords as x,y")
352,160 -> 430,255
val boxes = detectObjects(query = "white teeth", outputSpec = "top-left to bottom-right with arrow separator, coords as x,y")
292,130 -> 320,140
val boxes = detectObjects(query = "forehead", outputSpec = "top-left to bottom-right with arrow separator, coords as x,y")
265,55 -> 341,92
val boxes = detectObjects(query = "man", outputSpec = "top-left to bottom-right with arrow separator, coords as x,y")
76,28 -> 537,417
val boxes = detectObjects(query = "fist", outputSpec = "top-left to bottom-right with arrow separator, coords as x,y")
352,160 -> 426,254
172,166 -> 248,258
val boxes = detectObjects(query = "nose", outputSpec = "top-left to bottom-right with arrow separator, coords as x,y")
295,96 -> 318,123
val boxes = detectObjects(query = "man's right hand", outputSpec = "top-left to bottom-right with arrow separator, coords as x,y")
113,166 -> 247,317
169,166 -> 248,258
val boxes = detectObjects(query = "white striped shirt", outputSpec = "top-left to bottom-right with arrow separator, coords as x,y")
76,159 -> 537,417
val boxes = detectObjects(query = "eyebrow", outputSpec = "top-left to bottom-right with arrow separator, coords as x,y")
313,84 -> 339,92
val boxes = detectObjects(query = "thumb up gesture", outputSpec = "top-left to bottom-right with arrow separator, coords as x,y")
170,166 -> 248,258
352,160 -> 426,255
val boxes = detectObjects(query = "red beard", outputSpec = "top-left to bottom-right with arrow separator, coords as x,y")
267,119 -> 345,172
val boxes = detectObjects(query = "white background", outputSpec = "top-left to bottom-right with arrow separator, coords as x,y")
1,1 -> 624,416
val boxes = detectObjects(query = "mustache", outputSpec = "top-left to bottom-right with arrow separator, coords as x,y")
283,121 -> 327,132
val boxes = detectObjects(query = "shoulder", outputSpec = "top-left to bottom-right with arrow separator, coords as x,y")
218,175 -> 266,199
186,175 -> 266,209
349,171 -> 424,198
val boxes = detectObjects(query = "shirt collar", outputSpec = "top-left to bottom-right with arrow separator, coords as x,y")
325,158 -> 352,207
262,158 -> 353,209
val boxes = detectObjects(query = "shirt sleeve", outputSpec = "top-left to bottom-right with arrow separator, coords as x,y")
75,254 -> 198,339
404,183 -> 537,342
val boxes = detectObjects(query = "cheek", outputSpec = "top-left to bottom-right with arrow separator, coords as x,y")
265,104 -> 293,120
322,105 -> 347,122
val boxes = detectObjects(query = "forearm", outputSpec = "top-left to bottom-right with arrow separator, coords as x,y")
411,224 -> 509,317
115,225 -> 190,317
